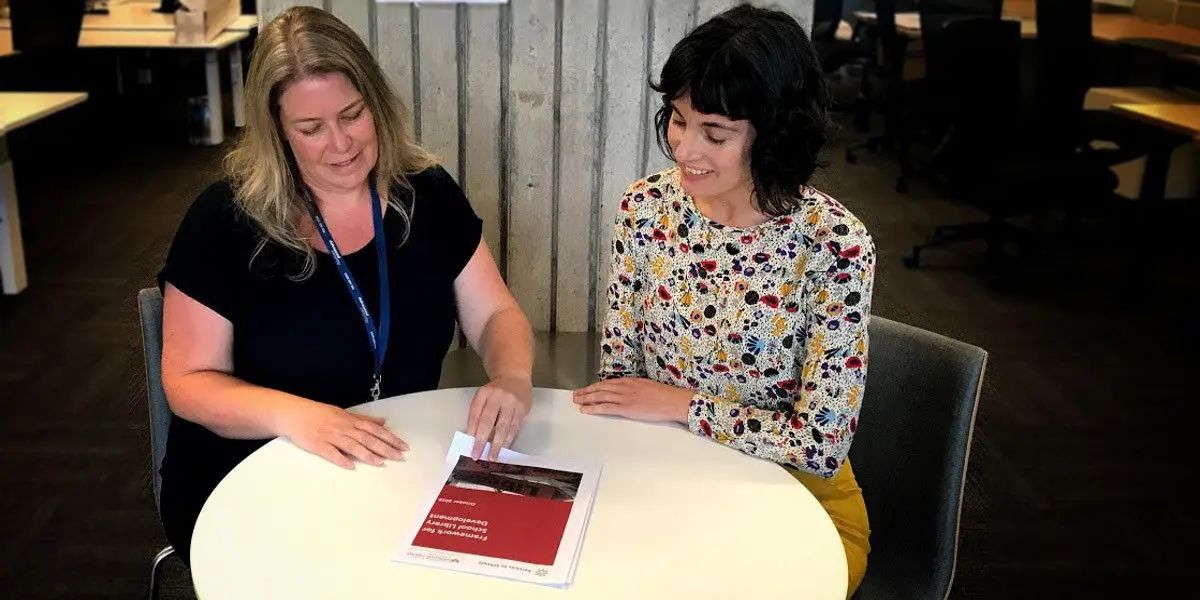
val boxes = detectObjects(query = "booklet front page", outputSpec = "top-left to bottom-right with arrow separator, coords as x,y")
391,431 -> 602,588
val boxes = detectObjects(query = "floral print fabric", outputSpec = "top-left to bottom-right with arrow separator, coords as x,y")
599,167 -> 876,479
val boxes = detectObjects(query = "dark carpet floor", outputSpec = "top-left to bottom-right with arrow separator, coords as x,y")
0,110 -> 1196,598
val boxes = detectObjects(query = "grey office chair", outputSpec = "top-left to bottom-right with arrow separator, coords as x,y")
440,318 -> 985,599
137,286 -> 178,600
850,316 -> 987,600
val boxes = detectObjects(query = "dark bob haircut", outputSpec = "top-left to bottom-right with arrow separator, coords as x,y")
652,3 -> 832,217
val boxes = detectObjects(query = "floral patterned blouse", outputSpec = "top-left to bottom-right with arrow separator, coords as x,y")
598,167 -> 876,479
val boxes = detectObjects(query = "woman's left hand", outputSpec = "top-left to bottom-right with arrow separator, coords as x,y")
572,378 -> 693,424
465,374 -> 533,461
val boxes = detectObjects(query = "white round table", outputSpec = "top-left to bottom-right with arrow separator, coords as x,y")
190,388 -> 848,599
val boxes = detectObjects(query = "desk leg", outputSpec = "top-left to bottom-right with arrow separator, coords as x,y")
205,50 -> 225,146
1138,145 -> 1171,206
230,44 -> 245,128
0,137 -> 29,295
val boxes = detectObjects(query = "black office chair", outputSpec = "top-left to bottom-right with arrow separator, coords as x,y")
902,15 -> 1121,278
844,0 -> 916,177
814,0 -> 864,74
882,0 -> 1006,193
918,0 -> 1002,18
1038,0 -> 1188,206
8,0 -> 85,53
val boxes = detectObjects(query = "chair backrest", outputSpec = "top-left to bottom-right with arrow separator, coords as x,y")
1034,0 -> 1094,147
871,0 -> 907,80
137,286 -> 170,511
813,0 -> 845,41
849,316 -> 987,600
919,14 -> 1023,178
917,0 -> 1002,18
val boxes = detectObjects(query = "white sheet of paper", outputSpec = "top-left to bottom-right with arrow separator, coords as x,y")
447,430 -> 528,463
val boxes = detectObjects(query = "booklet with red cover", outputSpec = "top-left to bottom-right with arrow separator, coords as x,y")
391,431 -> 602,588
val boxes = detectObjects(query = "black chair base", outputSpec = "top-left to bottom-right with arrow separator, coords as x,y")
904,218 -> 1024,266
902,206 -> 1099,285
844,135 -> 892,164
903,213 -> 1082,283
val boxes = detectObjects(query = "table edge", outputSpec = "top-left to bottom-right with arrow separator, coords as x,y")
0,92 -> 89,133
1111,102 -> 1200,137
77,30 -> 250,49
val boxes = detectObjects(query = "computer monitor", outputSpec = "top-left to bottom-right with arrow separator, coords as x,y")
8,0 -> 86,53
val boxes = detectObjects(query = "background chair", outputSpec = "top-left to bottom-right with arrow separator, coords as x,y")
902,13 -> 1122,279
814,0 -> 864,75
1038,0 -> 1187,206
884,0 -> 1003,191
850,316 -> 987,600
137,286 -> 179,600
844,0 -> 931,195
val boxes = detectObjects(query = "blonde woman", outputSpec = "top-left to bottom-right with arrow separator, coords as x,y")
157,6 -> 533,564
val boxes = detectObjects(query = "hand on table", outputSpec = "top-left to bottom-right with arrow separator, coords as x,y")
572,377 -> 692,424
465,374 -> 533,461
280,400 -> 408,469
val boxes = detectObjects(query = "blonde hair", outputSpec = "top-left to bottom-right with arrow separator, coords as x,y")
224,6 -> 436,279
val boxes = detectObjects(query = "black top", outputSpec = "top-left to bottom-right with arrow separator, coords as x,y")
156,165 -> 481,498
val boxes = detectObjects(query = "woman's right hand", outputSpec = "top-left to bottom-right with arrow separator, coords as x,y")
279,400 -> 408,469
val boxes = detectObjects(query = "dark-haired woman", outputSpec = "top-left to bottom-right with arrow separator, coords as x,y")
573,5 -> 874,596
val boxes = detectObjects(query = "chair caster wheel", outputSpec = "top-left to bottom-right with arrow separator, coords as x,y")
895,179 -> 909,194
845,150 -> 858,164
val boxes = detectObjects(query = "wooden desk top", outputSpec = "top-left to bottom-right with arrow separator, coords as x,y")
853,10 -> 1200,48
1112,103 -> 1200,139
77,28 -> 249,49
0,92 -> 88,133
1091,14 -> 1200,47
0,5 -> 258,33
0,28 -> 249,52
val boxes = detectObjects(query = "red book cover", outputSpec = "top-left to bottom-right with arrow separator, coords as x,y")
393,432 -> 601,587
411,456 -> 580,565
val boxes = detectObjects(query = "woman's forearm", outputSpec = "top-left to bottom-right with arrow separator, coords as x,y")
476,305 -> 535,381
164,371 -> 308,439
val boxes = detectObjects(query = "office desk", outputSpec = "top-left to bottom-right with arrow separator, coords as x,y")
1112,102 -> 1200,139
1090,14 -> 1200,47
0,29 -> 248,145
0,4 -> 258,32
853,11 -> 1200,49
852,10 -> 1033,37
0,92 -> 89,294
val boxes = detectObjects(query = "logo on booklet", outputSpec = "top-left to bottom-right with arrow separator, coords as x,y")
535,568 -> 549,578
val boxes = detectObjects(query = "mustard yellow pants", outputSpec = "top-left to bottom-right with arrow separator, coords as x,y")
788,459 -> 871,598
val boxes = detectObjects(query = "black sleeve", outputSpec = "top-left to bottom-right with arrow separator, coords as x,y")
156,181 -> 249,321
411,165 -> 484,278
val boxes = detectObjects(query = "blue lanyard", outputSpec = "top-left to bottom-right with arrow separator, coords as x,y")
306,182 -> 391,401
